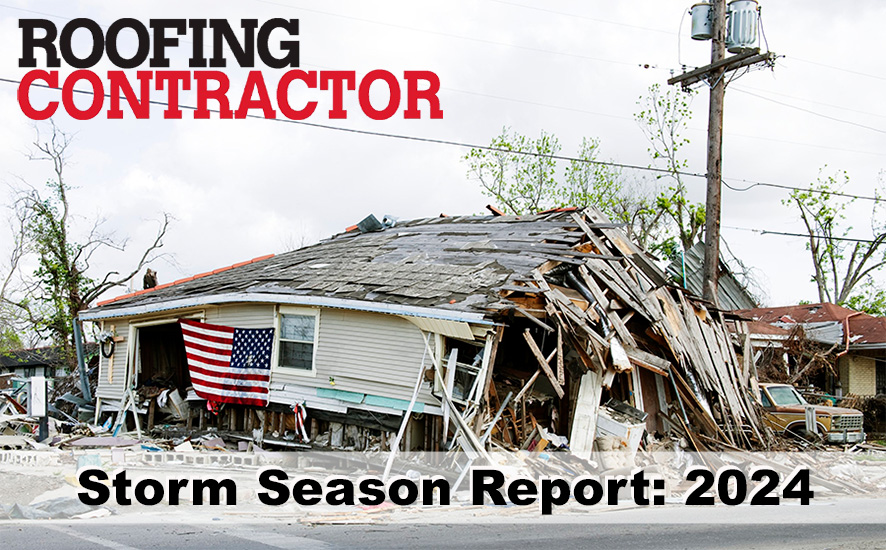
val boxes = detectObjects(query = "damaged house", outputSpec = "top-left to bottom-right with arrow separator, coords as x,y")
736,303 -> 886,398
78,208 -> 767,453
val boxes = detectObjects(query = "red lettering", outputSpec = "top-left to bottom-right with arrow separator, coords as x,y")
62,70 -> 104,120
404,70 -> 442,119
155,71 -> 191,119
194,71 -> 233,119
235,71 -> 276,119
107,71 -> 152,119
277,70 -> 317,120
17,70 -> 58,120
358,70 -> 400,120
319,71 -> 355,119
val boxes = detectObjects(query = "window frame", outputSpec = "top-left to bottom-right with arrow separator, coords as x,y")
274,306 -> 320,376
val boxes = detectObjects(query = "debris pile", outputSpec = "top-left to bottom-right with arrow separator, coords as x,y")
431,209 -> 770,471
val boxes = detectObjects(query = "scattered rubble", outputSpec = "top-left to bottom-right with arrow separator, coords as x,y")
2,208 -> 885,519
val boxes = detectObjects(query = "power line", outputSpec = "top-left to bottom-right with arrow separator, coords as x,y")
0,2 -> 69,20
5,3 -> 884,159
487,0 -> 676,36
720,129 -> 886,158
4,75 -> 884,205
732,85 -> 886,121
730,87 -> 886,135
724,225 -> 886,244
252,0 -> 646,69
788,56 -> 886,83
0,1 -> 652,71
444,87 -> 637,121
721,178 -> 884,203
0,76 -> 699,178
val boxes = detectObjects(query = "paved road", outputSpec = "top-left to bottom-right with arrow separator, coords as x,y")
2,522 -> 885,550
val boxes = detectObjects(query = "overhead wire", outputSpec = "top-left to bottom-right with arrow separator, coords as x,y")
487,0 -> 676,36
3,74 -> 885,206
723,225 -> 886,245
2,3 -> 884,203
3,3 -> 883,157
0,76 -> 702,179
730,87 -> 886,135
252,0 -> 645,69
788,57 -> 886,83
721,178 -> 883,202
730,85 -> 886,121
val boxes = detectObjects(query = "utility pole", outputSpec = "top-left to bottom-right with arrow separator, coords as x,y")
668,0 -> 775,307
702,0 -> 726,306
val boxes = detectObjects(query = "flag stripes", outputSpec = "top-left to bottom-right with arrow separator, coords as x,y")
180,319 -> 274,406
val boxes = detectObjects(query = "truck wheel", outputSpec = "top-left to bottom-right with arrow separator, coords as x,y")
786,426 -> 821,442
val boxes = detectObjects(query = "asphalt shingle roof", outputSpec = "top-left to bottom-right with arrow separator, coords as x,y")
88,211 -> 595,317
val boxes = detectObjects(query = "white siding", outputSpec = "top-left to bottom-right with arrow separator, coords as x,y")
94,304 -> 275,401
93,304 -> 438,407
95,322 -> 130,400
271,309 -> 435,404
204,304 -> 275,329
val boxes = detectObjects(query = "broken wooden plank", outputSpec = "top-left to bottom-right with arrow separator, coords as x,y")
513,369 -> 542,403
512,306 -> 555,332
624,347 -> 672,371
626,354 -> 669,378
522,329 -> 565,398
549,286 -> 599,324
442,348 -> 459,439
482,326 -> 505,409
569,369 -> 603,460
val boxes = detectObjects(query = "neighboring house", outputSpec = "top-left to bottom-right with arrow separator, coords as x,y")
0,346 -> 72,379
79,209 -> 764,451
735,303 -> 886,397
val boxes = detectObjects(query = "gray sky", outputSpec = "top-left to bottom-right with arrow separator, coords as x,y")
1,0 -> 884,307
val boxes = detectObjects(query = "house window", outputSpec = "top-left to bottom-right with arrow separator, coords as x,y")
278,313 -> 317,371
877,359 -> 885,395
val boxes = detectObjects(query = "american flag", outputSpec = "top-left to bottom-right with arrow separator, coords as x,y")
179,319 -> 274,407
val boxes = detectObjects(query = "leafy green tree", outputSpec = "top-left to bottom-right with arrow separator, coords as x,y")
635,84 -> 705,254
4,125 -> 169,363
785,168 -> 886,306
0,327 -> 23,354
464,129 -> 667,249
559,138 -> 666,249
464,128 -> 559,216
845,281 -> 886,316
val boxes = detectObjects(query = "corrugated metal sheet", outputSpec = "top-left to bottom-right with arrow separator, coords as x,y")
667,241 -> 757,311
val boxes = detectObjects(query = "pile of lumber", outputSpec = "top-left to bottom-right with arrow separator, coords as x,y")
479,208 -> 771,454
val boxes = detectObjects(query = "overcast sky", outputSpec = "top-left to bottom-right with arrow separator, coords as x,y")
1,0 -> 884,308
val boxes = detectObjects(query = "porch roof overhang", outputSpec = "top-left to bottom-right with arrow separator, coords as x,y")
78,291 -> 497,327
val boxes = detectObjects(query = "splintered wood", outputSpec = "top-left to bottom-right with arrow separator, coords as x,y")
481,207 -> 769,453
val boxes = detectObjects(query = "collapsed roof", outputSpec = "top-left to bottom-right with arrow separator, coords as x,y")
85,207 -> 768,450
91,210 -> 602,317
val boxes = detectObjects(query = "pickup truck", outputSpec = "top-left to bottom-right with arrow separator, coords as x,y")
758,383 -> 865,444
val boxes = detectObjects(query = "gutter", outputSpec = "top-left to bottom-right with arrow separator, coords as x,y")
835,311 -> 864,360
77,292 -> 496,326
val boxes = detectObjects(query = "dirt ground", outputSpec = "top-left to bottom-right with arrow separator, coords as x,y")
0,468 -> 68,506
